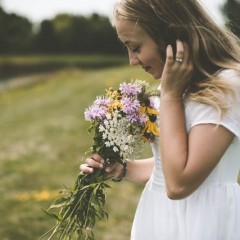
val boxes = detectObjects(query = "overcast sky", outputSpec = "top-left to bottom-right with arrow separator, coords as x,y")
1,0 -> 226,25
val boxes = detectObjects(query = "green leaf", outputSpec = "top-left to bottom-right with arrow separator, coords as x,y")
42,208 -> 62,221
48,196 -> 68,209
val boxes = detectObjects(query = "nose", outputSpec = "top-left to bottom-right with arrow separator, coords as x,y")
129,52 -> 140,66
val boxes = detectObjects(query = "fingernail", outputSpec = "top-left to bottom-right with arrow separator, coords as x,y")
99,163 -> 103,168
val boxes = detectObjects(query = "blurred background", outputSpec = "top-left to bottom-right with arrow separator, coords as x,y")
0,0 -> 239,239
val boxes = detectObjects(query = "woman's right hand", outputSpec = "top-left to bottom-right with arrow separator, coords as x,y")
160,40 -> 193,98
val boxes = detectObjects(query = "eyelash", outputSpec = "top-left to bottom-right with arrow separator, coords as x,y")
132,46 -> 140,53
121,44 -> 140,54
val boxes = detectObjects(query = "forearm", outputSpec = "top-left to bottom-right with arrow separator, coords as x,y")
160,94 -> 188,191
124,157 -> 154,184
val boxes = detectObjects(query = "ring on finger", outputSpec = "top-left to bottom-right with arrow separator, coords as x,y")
175,58 -> 183,63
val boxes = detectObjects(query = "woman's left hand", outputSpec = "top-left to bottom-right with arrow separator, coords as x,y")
160,40 -> 193,98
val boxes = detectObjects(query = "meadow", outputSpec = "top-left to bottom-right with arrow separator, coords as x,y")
0,61 -> 154,240
1,56 -> 239,240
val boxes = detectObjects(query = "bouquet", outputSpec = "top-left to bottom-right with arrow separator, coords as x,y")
41,80 -> 159,240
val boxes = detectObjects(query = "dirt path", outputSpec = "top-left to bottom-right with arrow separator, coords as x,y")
0,72 -> 53,92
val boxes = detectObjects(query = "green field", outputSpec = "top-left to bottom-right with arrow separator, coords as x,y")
0,63 -> 154,240
1,57 -> 239,240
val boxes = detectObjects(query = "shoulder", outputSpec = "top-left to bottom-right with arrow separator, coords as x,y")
184,100 -> 240,137
185,68 -> 240,129
218,68 -> 240,79
184,68 -> 240,137
218,68 -> 240,89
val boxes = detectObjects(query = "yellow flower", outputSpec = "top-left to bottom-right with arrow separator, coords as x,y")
108,100 -> 123,113
142,119 -> 159,140
140,105 -> 159,115
106,87 -> 120,100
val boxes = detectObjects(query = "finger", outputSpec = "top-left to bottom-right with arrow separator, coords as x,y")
91,153 -> 104,163
165,44 -> 174,65
182,42 -> 190,65
105,162 -> 118,173
175,40 -> 184,63
86,157 -> 104,169
80,163 -> 94,173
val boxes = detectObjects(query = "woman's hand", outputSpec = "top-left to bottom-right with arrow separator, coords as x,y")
160,40 -> 193,98
79,153 -> 125,179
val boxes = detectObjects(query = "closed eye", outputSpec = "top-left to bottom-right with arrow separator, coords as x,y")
132,46 -> 140,53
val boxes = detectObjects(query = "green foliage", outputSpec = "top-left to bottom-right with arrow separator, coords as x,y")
221,0 -> 240,37
0,7 -> 33,53
41,172 -> 111,240
0,6 -> 123,54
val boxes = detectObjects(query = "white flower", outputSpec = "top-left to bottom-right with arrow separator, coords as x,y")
106,113 -> 112,119
113,146 -> 119,152
99,125 -> 105,132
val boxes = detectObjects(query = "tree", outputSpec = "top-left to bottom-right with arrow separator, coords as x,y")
0,6 -> 123,54
0,7 -> 33,53
35,20 -> 58,53
221,0 -> 240,37
50,13 -> 123,54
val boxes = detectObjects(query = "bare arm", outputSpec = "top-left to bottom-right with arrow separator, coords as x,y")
160,95 -> 234,199
124,158 -> 154,184
160,40 -> 234,199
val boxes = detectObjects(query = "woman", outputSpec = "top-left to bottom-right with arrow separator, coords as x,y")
80,0 -> 240,239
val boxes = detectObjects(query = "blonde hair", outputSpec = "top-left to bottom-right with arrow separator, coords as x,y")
113,0 -> 240,115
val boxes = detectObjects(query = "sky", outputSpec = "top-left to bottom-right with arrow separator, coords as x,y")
1,0 -> 226,25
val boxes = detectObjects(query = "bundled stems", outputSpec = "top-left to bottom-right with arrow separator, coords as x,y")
41,167 -> 111,240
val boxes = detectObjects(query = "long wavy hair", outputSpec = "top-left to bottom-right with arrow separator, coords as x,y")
112,0 -> 240,115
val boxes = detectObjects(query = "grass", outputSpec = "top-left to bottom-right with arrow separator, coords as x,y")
0,64 -> 154,240
1,62 -> 239,240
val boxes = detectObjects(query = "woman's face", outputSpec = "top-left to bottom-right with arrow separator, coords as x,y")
115,19 -> 164,80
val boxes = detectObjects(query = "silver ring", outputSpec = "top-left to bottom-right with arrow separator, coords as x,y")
175,58 -> 183,63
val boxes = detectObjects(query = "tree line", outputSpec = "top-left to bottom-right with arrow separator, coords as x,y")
0,0 -> 240,54
0,7 -> 123,54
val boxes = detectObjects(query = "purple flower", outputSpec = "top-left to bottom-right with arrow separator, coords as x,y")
121,97 -> 140,114
94,97 -> 112,106
119,82 -> 142,96
149,97 -> 155,108
84,105 -> 107,121
126,113 -> 146,124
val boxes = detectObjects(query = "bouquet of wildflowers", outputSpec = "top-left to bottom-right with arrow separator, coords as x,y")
41,80 -> 159,240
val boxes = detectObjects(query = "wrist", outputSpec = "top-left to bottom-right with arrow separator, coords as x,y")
161,86 -> 189,101
161,91 -> 183,101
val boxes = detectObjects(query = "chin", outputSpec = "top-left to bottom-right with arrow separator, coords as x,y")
152,73 -> 161,80
150,70 -> 162,80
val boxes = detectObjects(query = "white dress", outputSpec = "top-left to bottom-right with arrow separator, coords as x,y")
131,69 -> 240,240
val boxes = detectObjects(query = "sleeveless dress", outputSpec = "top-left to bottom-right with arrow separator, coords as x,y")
131,69 -> 240,240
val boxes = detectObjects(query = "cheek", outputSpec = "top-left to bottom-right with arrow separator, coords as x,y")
153,57 -> 164,71
153,58 -> 164,79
